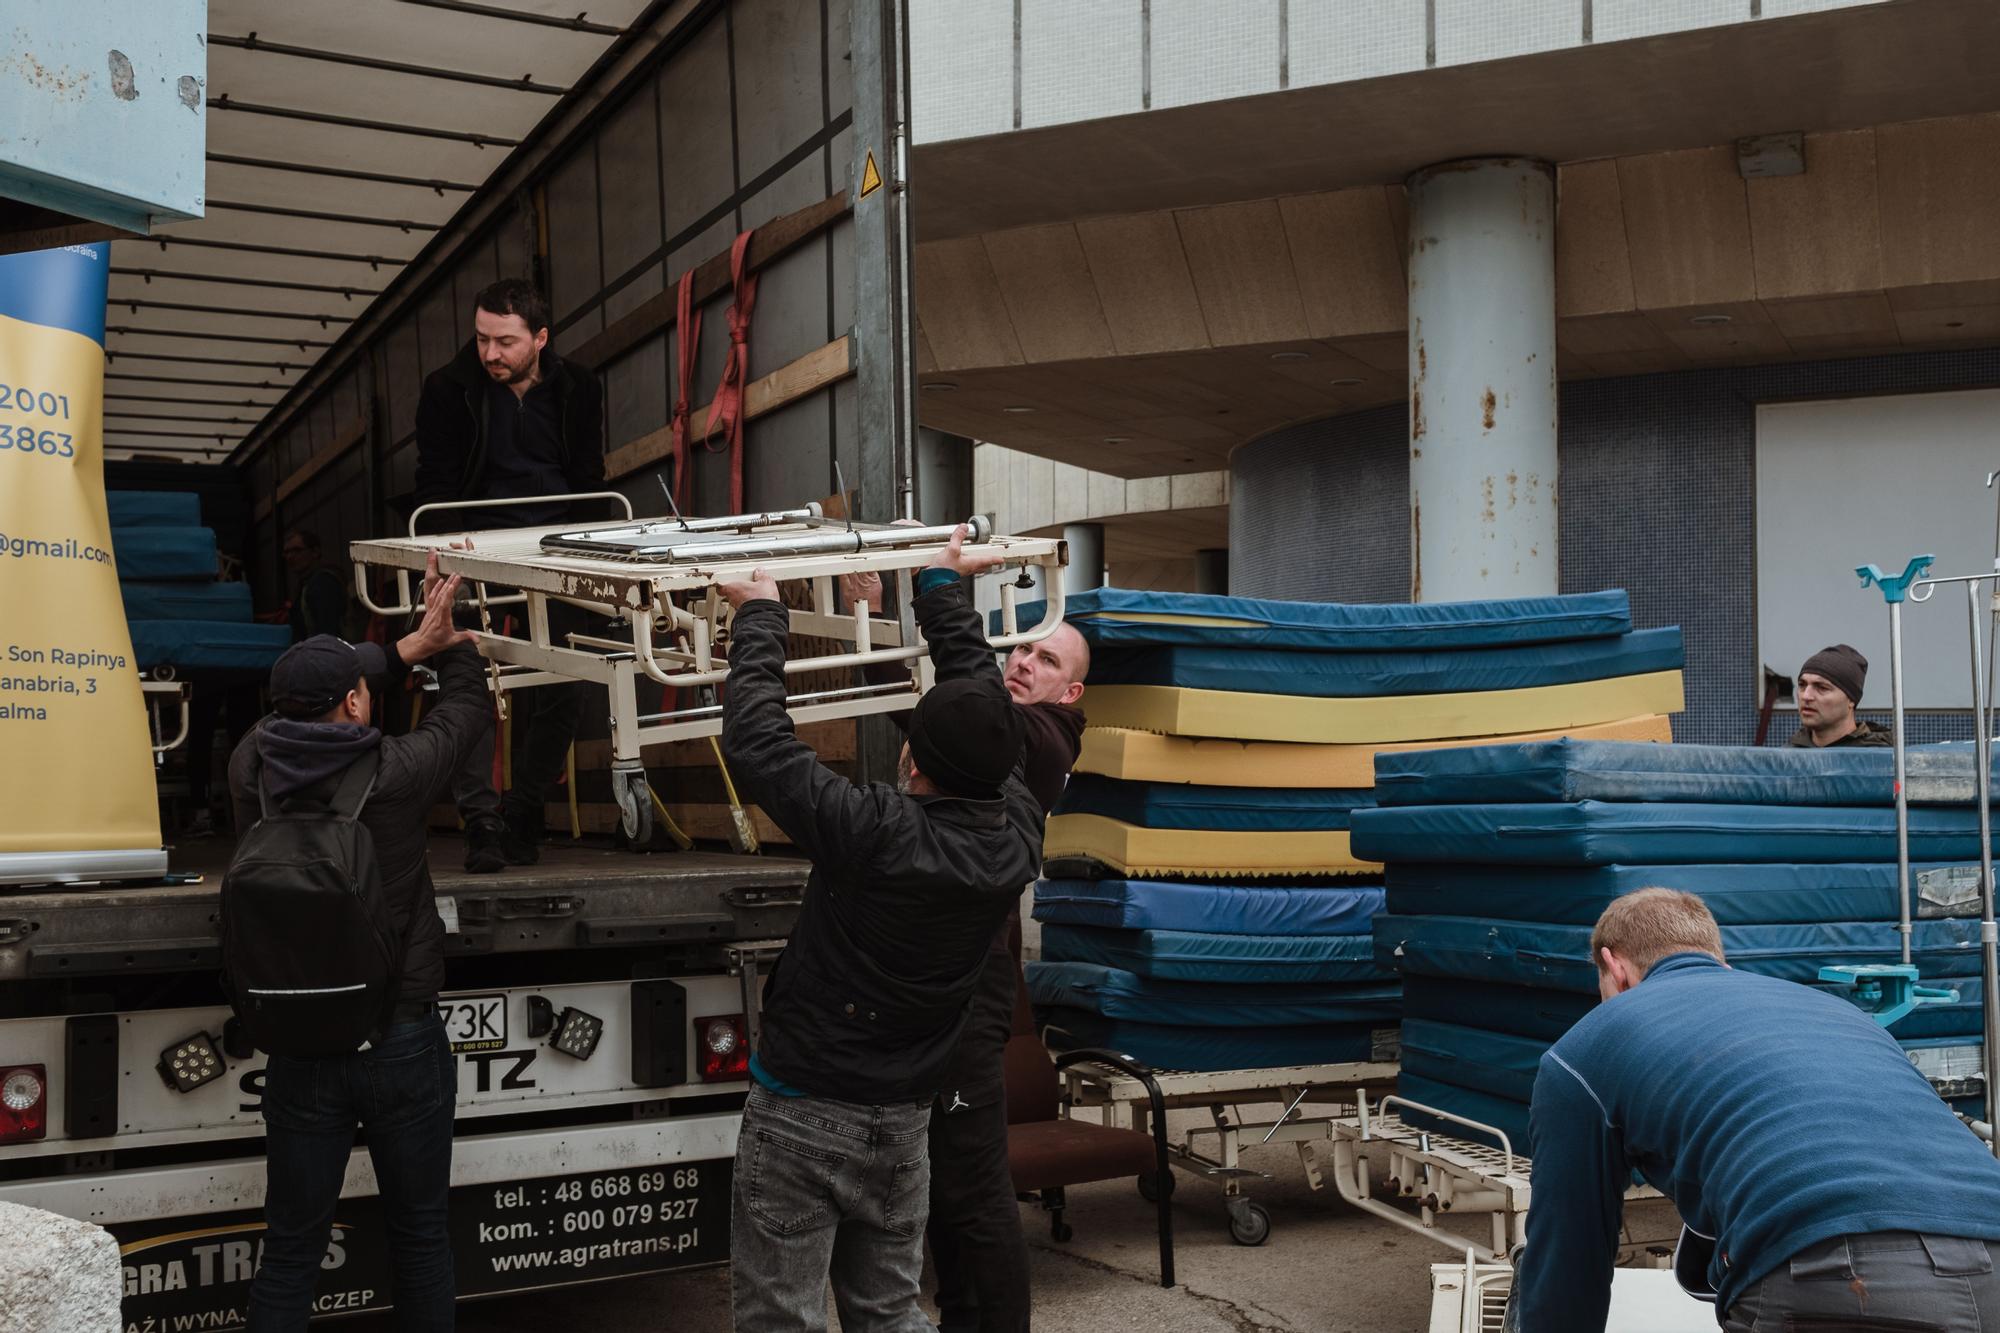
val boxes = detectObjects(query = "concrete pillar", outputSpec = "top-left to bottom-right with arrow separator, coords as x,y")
1406,158 -> 1558,603
1195,548 -> 1229,596
1062,522 -> 1105,595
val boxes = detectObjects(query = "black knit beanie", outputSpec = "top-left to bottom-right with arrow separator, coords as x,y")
908,677 -> 1023,798
1800,643 -> 1867,705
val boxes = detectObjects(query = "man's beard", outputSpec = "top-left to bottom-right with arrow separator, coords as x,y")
486,354 -> 535,384
896,749 -> 915,795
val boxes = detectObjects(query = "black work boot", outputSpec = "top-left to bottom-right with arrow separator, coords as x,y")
464,820 -> 507,874
499,810 -> 542,866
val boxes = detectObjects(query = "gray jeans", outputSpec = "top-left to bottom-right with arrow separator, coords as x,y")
1724,1232 -> 2000,1331
731,1084 -> 935,1333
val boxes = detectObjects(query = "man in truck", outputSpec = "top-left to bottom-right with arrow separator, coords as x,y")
718,526 -> 1046,1332
226,550 -> 489,1333
842,560 -> 1089,1333
412,278 -> 605,875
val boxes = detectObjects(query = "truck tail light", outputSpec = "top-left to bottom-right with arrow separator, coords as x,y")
1,1065 -> 47,1143
695,1016 -> 749,1083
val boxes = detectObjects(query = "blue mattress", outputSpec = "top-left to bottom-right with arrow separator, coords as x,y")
1394,1072 -> 1531,1153
121,580 -> 254,624
995,588 -> 1633,651
111,526 -> 218,582
1033,878 -> 1385,935
1374,738 -> 1998,809
1349,800 -> 1997,866
129,620 -> 293,672
1025,962 -> 1402,1027
1083,628 -> 1683,698
107,491 -> 200,527
1041,922 -> 1392,984
1052,774 -> 1375,832
1402,1019 -> 1547,1105
1375,914 -> 1984,992
1040,1008 -> 1396,1072
1384,861 -> 1983,926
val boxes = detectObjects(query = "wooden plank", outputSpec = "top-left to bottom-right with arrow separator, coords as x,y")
1747,129 -> 1882,301
979,224 -> 1116,363
1616,146 -> 1756,310
260,419 -> 368,520
1173,199 -> 1310,347
568,191 -> 852,372
602,335 -> 854,480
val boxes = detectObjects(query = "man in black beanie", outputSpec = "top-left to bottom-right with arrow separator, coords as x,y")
718,524 -> 1043,1333
1788,643 -> 1892,749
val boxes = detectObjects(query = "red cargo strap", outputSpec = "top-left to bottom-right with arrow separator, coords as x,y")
700,229 -> 758,514
668,266 -> 700,510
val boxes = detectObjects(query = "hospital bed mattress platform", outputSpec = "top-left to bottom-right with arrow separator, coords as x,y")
1042,922 -> 1392,984
1033,877 -> 1386,936
1025,961 -> 1402,1028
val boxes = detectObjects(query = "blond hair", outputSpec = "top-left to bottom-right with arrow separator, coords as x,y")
1589,888 -> 1724,975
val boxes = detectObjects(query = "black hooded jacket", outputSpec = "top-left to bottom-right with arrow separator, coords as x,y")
227,643 -> 491,1003
411,340 -> 605,521
722,580 -> 1045,1104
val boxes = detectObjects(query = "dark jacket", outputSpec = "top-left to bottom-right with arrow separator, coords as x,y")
1515,952 -> 2000,1330
411,341 -> 605,518
1786,719 -> 1893,748
227,642 -> 491,1003
723,581 -> 1044,1104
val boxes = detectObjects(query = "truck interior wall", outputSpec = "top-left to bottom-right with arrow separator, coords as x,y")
1230,344 -> 2000,747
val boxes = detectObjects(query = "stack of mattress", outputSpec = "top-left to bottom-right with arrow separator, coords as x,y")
1355,739 -> 1991,1146
110,491 -> 289,673
1014,587 -> 1686,1073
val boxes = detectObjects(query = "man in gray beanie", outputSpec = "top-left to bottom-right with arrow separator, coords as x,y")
1788,643 -> 1892,749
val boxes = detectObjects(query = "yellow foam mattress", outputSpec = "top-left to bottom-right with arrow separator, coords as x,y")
1078,671 -> 1682,745
1043,813 -> 1380,878
1075,713 -> 1675,790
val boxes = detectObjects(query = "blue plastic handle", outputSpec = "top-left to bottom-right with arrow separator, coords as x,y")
1856,555 -> 1935,604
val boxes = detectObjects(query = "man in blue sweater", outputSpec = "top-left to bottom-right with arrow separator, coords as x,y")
1515,888 -> 2000,1331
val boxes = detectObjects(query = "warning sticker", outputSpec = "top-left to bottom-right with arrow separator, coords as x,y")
859,150 -> 883,199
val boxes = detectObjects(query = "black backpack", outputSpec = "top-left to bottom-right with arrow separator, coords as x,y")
220,748 -> 402,1057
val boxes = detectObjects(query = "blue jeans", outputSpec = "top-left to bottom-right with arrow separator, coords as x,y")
248,1015 -> 458,1333
731,1084 -> 935,1332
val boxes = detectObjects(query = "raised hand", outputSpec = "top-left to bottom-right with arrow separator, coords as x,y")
927,523 -> 1003,579
720,568 -> 780,608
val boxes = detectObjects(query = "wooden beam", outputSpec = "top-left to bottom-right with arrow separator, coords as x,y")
569,191 -> 853,371
257,419 -> 369,520
603,335 -> 855,480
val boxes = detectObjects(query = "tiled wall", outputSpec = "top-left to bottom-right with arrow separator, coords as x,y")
1231,347 -> 2000,745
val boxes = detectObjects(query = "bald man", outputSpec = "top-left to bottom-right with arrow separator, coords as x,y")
845,568 -> 1089,1333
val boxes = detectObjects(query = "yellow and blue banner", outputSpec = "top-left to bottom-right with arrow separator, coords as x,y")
0,244 -> 163,867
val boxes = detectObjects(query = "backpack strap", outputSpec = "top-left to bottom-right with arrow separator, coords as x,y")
330,749 -> 382,819
247,743 -> 271,822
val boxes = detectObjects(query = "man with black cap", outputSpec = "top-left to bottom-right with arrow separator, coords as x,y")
1788,643 -> 1892,749
718,525 -> 1044,1333
226,551 -> 490,1331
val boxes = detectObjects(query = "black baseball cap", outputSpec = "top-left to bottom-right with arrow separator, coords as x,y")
270,635 -> 387,719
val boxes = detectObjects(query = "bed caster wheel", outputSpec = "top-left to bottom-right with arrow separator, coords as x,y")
1050,1219 -> 1073,1242
1137,1171 -> 1175,1203
614,771 -> 653,846
1226,1199 -> 1270,1247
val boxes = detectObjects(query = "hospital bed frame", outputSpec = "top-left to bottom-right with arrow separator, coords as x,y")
350,494 -> 1068,843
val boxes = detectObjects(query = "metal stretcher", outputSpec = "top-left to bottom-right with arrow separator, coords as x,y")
351,494 -> 1068,843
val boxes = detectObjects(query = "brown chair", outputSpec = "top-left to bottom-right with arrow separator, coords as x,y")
1004,1033 -> 1176,1288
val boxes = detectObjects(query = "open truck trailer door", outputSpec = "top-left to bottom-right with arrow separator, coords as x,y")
0,0 -> 929,1323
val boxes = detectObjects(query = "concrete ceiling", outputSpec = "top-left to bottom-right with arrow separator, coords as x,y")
916,113 -> 2000,479
101,0 -> 650,462
911,0 -> 2000,241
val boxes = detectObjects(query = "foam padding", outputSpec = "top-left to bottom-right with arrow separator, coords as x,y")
1087,628 -> 1684,698
1042,922 -> 1391,983
1033,878 -> 1386,935
111,526 -> 219,582
1384,861 -> 1984,926
107,491 -> 200,527
121,580 -> 254,624
1401,1018 -> 1547,1104
1040,1008 -> 1398,1072
129,620 -> 293,672
1375,913 -> 1984,992
1026,962 -> 1402,1027
1007,587 -> 1632,650
1374,737 -> 1999,809
1080,671 -> 1685,743
1054,773 -> 1374,831
1352,799 -> 1996,866
1042,813 -> 1377,877
1075,715 -> 1675,789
